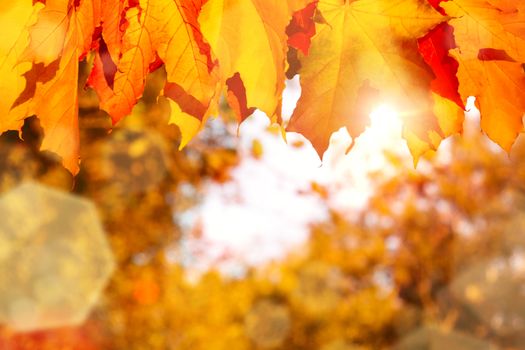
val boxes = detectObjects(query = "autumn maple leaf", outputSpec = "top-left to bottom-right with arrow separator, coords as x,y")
287,0 -> 454,160
88,0 -> 219,128
287,1 -> 319,56
199,0 -> 312,124
0,2 -> 39,135
417,20 -> 465,154
7,0 -> 100,174
441,0 -> 525,151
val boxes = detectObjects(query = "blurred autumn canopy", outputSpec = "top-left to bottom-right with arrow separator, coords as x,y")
1,0 -> 525,172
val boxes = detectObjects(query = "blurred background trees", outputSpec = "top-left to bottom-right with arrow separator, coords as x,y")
1,65 -> 525,349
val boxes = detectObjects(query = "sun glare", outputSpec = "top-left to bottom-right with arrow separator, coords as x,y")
368,104 -> 403,140
345,103 -> 404,156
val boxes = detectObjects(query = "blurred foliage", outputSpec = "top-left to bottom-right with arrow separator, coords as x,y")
1,64 -> 525,349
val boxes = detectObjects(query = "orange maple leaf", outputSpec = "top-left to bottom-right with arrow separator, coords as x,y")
442,0 -> 525,151
88,0 -> 218,126
287,0 -> 450,160
19,0 -> 100,174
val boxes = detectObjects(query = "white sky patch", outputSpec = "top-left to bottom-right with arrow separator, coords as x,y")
318,103 -> 410,212
175,112 -> 329,273
175,78 -> 444,274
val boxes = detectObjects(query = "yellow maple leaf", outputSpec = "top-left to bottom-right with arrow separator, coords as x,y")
287,0 -> 447,160
199,0 -> 310,123
0,1 -> 40,134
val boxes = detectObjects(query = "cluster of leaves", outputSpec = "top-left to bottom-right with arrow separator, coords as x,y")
2,0 -> 525,174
